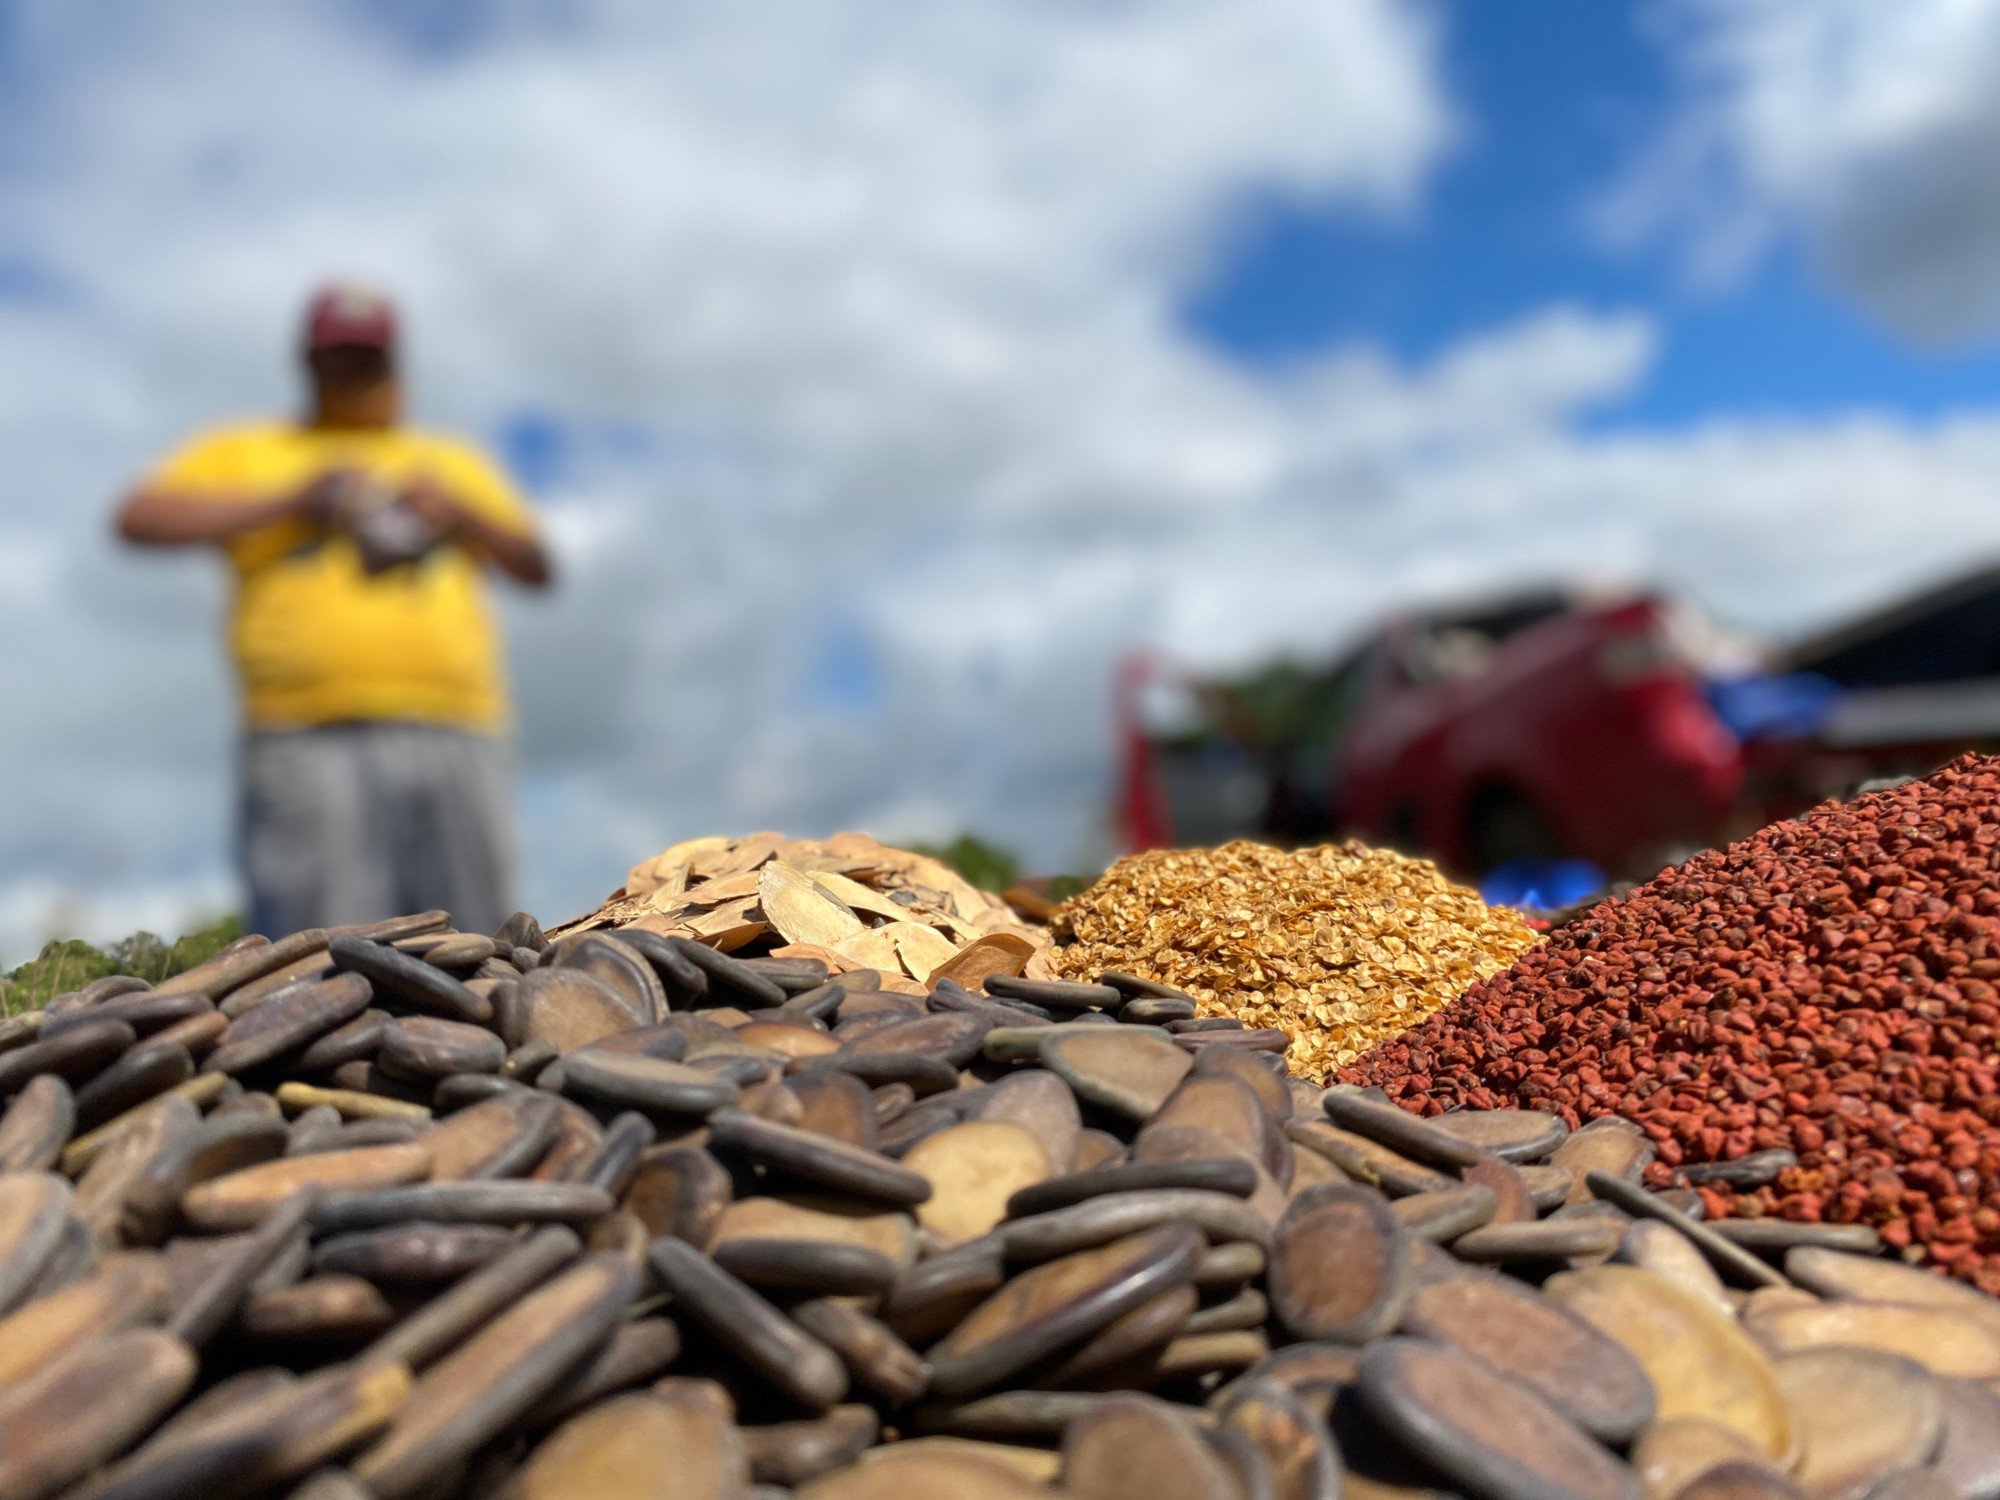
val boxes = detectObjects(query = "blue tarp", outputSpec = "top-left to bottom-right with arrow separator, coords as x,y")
1482,857 -> 1607,912
1704,671 -> 1843,742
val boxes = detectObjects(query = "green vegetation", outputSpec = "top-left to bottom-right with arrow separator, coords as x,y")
913,835 -> 1019,894
1,916 -> 243,1017
1167,656 -> 1364,757
911,835 -> 1099,905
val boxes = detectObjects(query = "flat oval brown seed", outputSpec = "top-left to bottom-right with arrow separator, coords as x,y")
517,967 -> 643,1054
1268,1184 -> 1410,1344
0,1328 -> 196,1500
906,1387 -> 1115,1440
205,974 -> 374,1076
0,1076 -> 74,1174
1672,1461 -> 1808,1500
811,1447 -> 1053,1499
1358,1337 -> 1639,1500
1751,1301 -> 2000,1381
0,1173 -> 78,1312
517,1393 -> 746,1500
1039,1030 -> 1191,1121
1009,1159 -> 1258,1220
562,1051 -> 741,1116
647,1236 -> 849,1411
1401,1275 -> 1656,1443
845,1014 -> 991,1067
1039,1282 -> 1197,1385
415,932 -> 497,969
1620,1219 -> 1733,1317
789,1297 -> 930,1405
1461,1153 -> 1536,1225
273,1083 -> 431,1123
73,1093 -> 204,1240
1148,1074 -> 1269,1163
239,1273 -> 396,1342
1059,1393 -> 1245,1500
313,1222 -> 516,1284
1774,1346 -> 1942,1500
926,1223 -> 1204,1398
1548,1117 -> 1653,1206
1426,1107 -> 1569,1163
377,1017 -> 506,1081
0,1019 -> 137,1097
705,1107 -> 931,1206
1452,1218 -> 1626,1263
157,927 -> 327,1002
182,1143 -> 432,1232
362,1224 -> 580,1372
1631,1417 -> 1782,1500
743,1404 -> 879,1487
0,1251 -> 172,1387
971,1070 -> 1080,1174
788,1069 -> 880,1150
1321,1092 -> 1483,1169
424,1092 -> 562,1181
905,1122 -> 1053,1248
551,933 -> 666,1025
999,1189 -> 1270,1262
1285,1120 -> 1457,1197
709,1195 -> 915,1266
620,1144 -> 732,1248
1546,1263 -> 1793,1464
1215,1375 -> 1341,1500
1390,1184 -> 1498,1242
70,1042 -> 194,1132
516,1317 -> 683,1430
75,1357 -> 408,1500
1784,1246 -> 2000,1345
308,1180 -> 613,1235
351,1253 -> 640,1499
326,937 -> 489,1026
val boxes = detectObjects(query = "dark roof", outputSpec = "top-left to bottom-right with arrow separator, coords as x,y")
1787,564 -> 2000,688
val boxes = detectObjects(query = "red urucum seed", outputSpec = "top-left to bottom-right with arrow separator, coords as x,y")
1341,753 -> 2000,1292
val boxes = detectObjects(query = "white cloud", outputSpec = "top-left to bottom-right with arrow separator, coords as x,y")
8,0 -> 2000,966
1606,0 -> 2000,341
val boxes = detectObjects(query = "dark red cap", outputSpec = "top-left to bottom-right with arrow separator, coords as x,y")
303,281 -> 397,354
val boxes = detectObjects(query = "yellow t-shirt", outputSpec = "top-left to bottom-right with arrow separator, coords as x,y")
139,421 -> 538,731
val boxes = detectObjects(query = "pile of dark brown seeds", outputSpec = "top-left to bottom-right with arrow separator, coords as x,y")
0,911 -> 1994,1500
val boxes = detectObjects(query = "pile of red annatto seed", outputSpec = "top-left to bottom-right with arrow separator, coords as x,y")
1343,753 -> 2000,1291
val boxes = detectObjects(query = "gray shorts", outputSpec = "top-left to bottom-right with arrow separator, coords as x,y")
241,722 -> 515,939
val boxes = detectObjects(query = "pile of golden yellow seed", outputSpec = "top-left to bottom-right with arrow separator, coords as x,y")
1050,840 -> 1541,1079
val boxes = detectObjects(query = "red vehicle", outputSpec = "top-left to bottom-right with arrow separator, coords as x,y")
1118,571 -> 2000,883
1331,592 -> 1747,876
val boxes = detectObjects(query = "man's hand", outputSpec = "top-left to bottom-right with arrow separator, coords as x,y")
400,475 -> 552,586
295,467 -> 367,527
397,476 -> 462,537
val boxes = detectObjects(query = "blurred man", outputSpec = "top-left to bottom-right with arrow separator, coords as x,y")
116,283 -> 551,937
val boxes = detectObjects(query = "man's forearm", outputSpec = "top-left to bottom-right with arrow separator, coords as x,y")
453,508 -> 552,586
405,481 -> 552,586
116,486 -> 305,545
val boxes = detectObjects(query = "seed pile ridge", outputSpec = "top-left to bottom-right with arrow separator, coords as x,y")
1344,753 -> 2000,1291
1051,840 -> 1540,1078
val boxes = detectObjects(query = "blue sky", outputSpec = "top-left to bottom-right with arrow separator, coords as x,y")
1191,0 -> 2000,425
